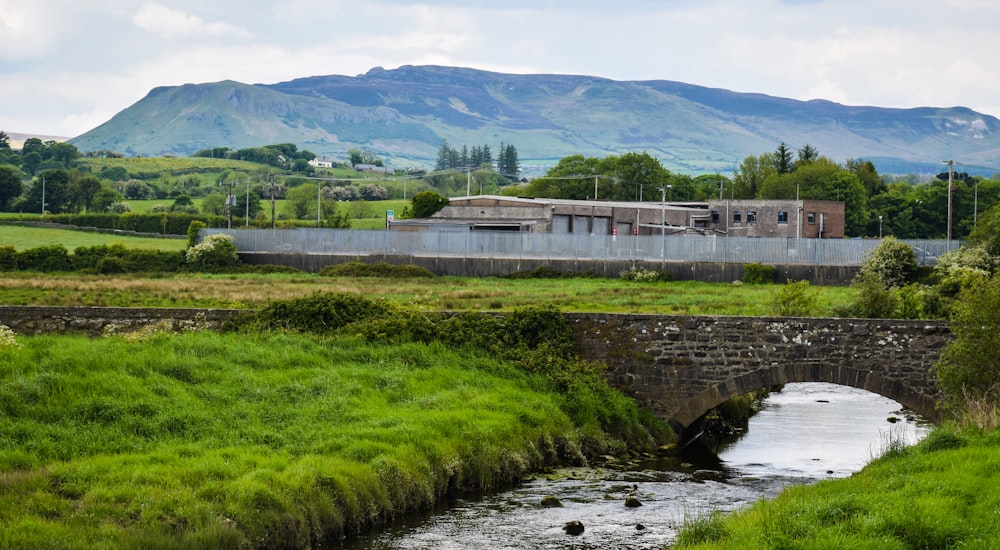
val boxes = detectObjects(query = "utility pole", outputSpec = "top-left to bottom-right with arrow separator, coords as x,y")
245,179 -> 250,227
40,177 -> 45,216
944,160 -> 954,244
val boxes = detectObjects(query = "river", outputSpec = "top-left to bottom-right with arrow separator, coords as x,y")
345,382 -> 931,549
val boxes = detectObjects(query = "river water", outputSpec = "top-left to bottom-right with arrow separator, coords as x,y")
346,382 -> 931,549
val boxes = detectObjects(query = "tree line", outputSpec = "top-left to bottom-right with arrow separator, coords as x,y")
434,140 -> 520,177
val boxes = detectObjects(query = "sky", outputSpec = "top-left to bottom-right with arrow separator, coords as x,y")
2,0 -> 999,139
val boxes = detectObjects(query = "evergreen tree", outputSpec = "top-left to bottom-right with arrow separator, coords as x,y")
774,142 -> 794,175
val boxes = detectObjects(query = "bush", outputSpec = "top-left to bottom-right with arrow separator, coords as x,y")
860,237 -> 917,289
318,261 -> 435,278
504,266 -> 600,279
839,271 -> 900,318
250,292 -> 397,333
0,245 -> 17,270
743,263 -> 777,284
187,220 -> 207,248
769,279 -> 817,316
184,233 -> 239,272
16,244 -> 72,272
409,191 -> 449,218
935,274 -> 1000,410
620,267 -> 671,282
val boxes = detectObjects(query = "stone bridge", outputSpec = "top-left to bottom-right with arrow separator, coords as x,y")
566,314 -> 950,434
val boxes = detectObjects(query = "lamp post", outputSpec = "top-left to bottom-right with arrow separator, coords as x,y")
659,185 -> 672,258
879,215 -> 883,239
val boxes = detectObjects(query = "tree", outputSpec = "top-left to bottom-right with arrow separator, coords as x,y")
610,151 -> 671,202
731,154 -> 773,199
123,180 -> 153,200
287,183 -> 319,219
773,142 -> 794,175
0,131 -> 9,149
24,169 -> 71,214
68,174 -> 102,213
0,165 -> 23,211
49,142 -> 80,167
410,191 -> 449,218
91,188 -> 124,213
796,144 -> 819,165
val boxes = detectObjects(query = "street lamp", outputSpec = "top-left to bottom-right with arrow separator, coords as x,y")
879,215 -> 883,239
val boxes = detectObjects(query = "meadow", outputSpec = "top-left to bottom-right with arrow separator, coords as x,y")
0,303 -> 659,549
0,225 -> 187,252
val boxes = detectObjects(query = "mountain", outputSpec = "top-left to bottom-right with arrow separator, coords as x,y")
69,65 -> 1000,176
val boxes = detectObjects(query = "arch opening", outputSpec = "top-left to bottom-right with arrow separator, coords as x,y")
669,364 -> 939,435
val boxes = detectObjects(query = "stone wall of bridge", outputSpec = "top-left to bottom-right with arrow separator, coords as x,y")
565,313 -> 950,433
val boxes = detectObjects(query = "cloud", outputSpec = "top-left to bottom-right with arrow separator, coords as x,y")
133,3 -> 251,38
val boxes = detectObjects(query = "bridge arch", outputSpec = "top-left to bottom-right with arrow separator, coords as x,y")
668,364 -> 940,434
567,313 -> 949,437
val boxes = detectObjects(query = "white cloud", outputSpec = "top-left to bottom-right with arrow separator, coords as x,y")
133,3 -> 251,38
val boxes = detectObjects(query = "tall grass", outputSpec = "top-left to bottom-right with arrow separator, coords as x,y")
0,326 -> 656,548
675,426 -> 1000,548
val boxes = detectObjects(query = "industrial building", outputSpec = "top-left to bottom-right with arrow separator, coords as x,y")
388,195 -> 845,239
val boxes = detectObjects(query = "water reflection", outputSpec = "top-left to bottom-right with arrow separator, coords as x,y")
718,382 -> 931,478
351,382 -> 930,549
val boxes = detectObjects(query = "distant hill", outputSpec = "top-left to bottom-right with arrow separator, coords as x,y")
7,132 -> 70,150
69,65 -> 1000,176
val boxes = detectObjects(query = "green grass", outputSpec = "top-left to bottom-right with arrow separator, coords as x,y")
675,428 -> 1000,549
0,271 -> 858,314
0,225 -> 187,251
0,329 -> 630,549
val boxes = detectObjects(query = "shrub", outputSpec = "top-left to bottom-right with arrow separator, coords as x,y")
16,244 -> 72,272
318,261 -> 435,278
620,267 -> 671,282
504,266 -> 600,279
743,263 -> 777,284
935,274 -> 1000,410
769,279 -> 817,316
187,220 -> 207,248
934,244 -> 998,296
0,244 -> 18,270
0,324 -> 21,349
839,271 -> 900,318
184,233 -> 239,272
860,237 -> 917,289
250,292 -> 397,334
409,191 -> 449,218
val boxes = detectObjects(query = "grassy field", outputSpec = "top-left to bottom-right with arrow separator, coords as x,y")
0,225 -> 187,251
0,271 -> 856,313
0,330 -> 635,548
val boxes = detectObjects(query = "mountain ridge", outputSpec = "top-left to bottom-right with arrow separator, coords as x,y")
69,65 -> 1000,176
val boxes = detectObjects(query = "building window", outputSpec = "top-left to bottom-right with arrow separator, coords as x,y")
777,211 -> 788,224
711,210 -> 720,223
747,211 -> 757,224
733,210 -> 742,223
807,212 -> 816,225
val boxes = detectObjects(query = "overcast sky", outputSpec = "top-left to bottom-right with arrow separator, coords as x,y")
2,0 -> 998,139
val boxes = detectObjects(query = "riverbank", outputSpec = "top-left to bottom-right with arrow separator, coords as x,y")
0,319 -> 668,548
676,425 -> 1000,548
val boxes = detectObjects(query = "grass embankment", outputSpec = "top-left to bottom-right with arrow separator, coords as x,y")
0,319 -> 659,548
0,271 -> 856,313
676,428 -> 1000,549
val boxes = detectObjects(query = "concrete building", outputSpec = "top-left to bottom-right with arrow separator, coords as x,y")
388,195 -> 846,238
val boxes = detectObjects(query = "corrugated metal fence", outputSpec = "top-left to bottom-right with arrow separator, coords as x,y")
205,228 -> 954,267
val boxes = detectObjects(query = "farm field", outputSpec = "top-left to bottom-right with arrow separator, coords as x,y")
0,225 -> 186,251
